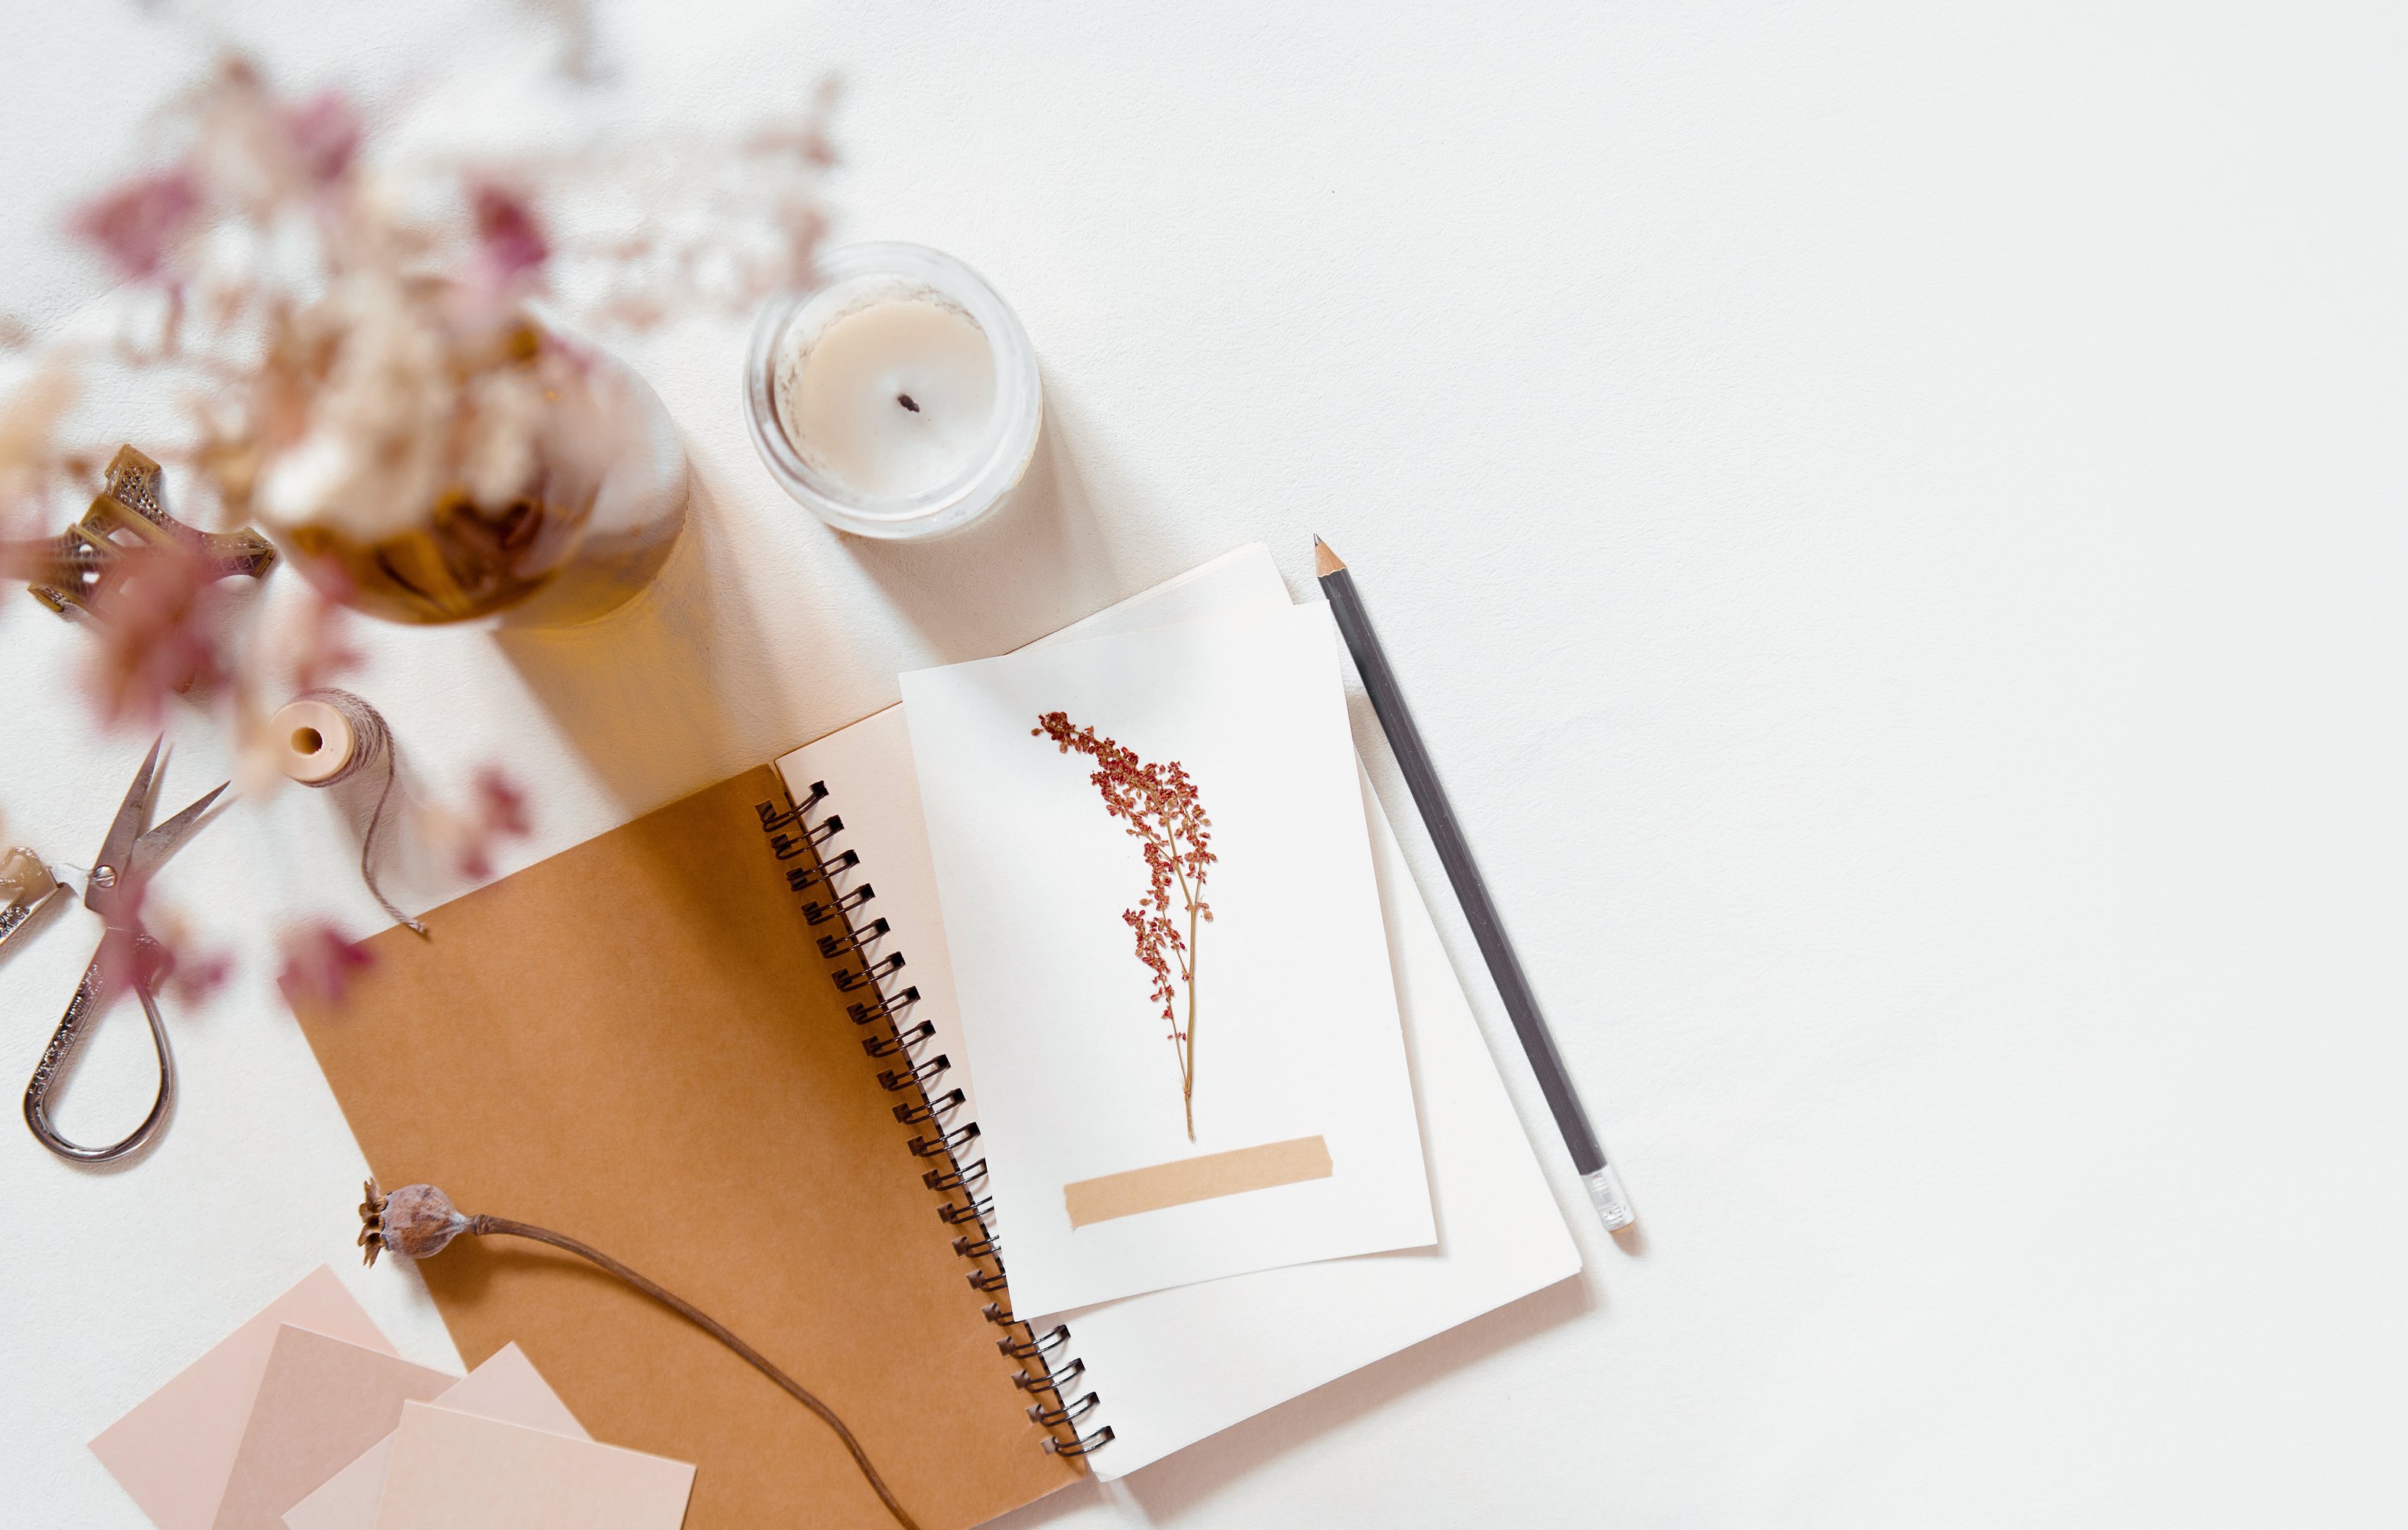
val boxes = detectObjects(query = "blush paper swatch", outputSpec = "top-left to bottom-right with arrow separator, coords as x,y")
210,1326 -> 454,1530
370,1404 -> 695,1530
281,1343 -> 587,1530
89,1266 -> 399,1530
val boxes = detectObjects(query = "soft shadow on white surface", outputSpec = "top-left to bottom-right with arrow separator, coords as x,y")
495,472 -> 817,813
846,382 -> 1147,662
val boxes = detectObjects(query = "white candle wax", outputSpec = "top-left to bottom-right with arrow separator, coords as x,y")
774,294 -> 997,502
746,243 -> 1041,539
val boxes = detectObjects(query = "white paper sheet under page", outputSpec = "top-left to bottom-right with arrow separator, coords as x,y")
776,545 -> 1577,1476
900,602 -> 1437,1316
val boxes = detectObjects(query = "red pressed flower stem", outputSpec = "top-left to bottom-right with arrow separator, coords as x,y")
1034,712 -> 1214,1138
1170,850 -> 1200,1139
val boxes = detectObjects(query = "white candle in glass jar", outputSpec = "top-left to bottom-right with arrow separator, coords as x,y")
776,295 -> 996,500
746,244 -> 1041,539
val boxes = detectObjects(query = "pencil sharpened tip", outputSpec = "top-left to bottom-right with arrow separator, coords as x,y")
1313,537 -> 1346,578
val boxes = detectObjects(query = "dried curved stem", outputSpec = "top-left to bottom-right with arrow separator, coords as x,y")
467,1215 -> 923,1530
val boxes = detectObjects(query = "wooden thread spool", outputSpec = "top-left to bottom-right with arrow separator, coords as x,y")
267,688 -> 426,936
272,697 -> 361,786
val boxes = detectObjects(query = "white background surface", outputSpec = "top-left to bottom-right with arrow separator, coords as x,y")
1,3 -> 2400,1526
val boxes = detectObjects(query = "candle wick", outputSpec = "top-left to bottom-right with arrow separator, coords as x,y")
896,393 -> 921,412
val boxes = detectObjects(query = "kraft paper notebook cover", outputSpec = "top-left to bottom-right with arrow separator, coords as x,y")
291,546 -> 1578,1528
291,768 -> 1082,1530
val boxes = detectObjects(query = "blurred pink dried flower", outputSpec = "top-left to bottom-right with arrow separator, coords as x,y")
451,765 -> 532,880
95,876 -> 156,998
162,947 -> 233,1008
287,591 -> 363,694
5,47 -> 834,799
82,543 -> 236,731
278,920 -> 375,1008
470,181 -> 550,284
79,879 -> 229,1005
228,586 -> 364,797
279,90 -> 363,187
70,167 -> 202,280
473,766 -> 530,838
151,907 -> 234,1008
11,51 -> 837,542
0,361 -> 80,533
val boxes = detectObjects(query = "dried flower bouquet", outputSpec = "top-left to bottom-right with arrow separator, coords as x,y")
0,54 -> 835,630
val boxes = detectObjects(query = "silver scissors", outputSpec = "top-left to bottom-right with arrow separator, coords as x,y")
23,737 -> 225,1164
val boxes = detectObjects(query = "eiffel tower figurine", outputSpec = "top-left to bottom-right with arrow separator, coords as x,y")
2,445 -> 277,620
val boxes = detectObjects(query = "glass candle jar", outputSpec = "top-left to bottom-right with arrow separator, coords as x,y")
743,243 -> 1042,540
253,311 -> 689,629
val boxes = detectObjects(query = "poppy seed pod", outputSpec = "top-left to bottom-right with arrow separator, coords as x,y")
357,1180 -> 471,1265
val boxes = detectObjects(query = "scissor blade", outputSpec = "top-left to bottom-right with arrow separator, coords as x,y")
132,783 -> 227,875
88,736 -> 164,910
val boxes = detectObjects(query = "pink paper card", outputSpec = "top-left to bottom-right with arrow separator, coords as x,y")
211,1326 -> 455,1530
282,1345 -> 586,1530
371,1404 -> 695,1530
89,1266 -> 399,1530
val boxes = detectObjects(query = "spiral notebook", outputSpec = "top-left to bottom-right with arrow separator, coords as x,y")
291,545 -> 1578,1530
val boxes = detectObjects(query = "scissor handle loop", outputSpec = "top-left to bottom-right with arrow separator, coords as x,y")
23,939 -> 175,1164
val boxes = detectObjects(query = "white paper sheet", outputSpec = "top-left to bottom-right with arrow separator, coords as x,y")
900,603 -> 1437,1315
776,545 -> 1577,1475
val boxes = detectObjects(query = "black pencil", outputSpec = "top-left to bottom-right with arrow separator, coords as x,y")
1315,537 -> 1634,1232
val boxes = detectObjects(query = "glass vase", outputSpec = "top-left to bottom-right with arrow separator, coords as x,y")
259,322 -> 688,628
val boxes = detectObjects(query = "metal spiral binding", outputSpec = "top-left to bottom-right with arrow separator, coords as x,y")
757,779 -> 1114,1462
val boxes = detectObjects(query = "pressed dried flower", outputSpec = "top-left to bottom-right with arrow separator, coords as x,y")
1033,711 -> 1215,1138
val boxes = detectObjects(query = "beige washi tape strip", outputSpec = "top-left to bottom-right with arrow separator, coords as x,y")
1062,1134 -> 1334,1229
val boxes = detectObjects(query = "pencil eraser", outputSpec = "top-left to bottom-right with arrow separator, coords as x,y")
1583,1165 -> 1635,1232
